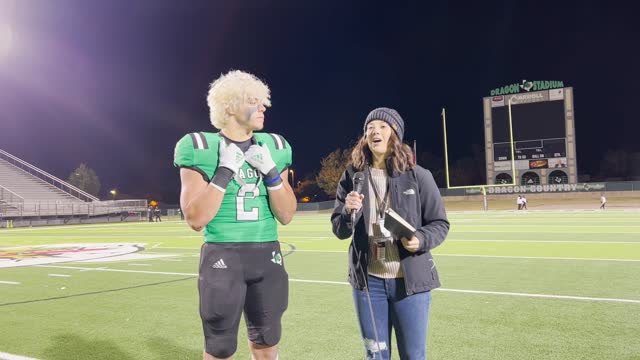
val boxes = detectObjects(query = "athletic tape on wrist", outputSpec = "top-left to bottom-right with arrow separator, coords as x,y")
210,167 -> 234,191
263,167 -> 282,187
267,182 -> 284,190
209,182 -> 226,193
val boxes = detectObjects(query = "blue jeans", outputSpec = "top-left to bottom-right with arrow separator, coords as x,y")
352,275 -> 432,360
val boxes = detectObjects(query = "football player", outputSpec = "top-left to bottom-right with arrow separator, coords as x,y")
174,70 -> 296,360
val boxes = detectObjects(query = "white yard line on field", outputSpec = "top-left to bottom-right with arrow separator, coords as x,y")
154,247 -> 200,250
0,235 -> 183,239
435,253 -> 640,262
435,288 -> 640,304
6,235 -> 635,243
277,249 -> 640,262
447,209 -> 640,215
292,250 -> 346,253
0,281 -> 20,285
283,239 -> 640,244
279,237 -> 332,239
0,221 -> 184,233
157,237 -> 640,246
452,230 -> 640,233
37,265 -> 197,276
32,265 -> 640,304
287,279 -> 640,304
454,224 -> 640,228
448,239 -> 640,244
0,352 -> 41,360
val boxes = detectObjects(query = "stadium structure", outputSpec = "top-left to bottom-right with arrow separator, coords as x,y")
0,148 -> 147,228
484,82 -> 576,187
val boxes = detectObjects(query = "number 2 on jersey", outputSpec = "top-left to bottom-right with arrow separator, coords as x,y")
236,183 -> 260,221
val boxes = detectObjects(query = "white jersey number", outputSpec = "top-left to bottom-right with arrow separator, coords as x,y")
236,184 -> 260,221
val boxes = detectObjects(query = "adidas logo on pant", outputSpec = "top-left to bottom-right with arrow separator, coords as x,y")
212,259 -> 227,269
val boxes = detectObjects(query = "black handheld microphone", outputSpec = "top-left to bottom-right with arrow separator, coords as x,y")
351,172 -> 365,225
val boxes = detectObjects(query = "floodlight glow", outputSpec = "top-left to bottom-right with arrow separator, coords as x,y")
0,24 -> 13,60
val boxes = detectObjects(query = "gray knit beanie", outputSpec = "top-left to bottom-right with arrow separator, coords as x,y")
363,107 -> 405,141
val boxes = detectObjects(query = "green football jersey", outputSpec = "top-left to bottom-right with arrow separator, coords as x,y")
174,132 -> 292,243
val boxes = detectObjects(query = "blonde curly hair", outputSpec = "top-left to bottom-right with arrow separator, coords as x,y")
206,70 -> 272,129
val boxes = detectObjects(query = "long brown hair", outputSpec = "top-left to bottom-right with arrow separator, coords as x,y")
351,131 -> 415,173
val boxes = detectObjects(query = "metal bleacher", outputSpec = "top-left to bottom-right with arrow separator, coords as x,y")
0,148 -> 147,218
0,159 -> 85,202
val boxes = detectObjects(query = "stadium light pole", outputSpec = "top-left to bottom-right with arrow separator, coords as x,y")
289,169 -> 295,188
507,96 -> 518,183
442,108 -> 451,189
110,189 -> 117,201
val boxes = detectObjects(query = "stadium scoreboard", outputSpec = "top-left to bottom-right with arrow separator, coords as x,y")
483,81 -> 577,185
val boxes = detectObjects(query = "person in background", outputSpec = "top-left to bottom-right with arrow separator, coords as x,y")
600,193 -> 607,210
154,206 -> 162,222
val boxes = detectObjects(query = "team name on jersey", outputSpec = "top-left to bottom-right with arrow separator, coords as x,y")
237,168 -> 262,180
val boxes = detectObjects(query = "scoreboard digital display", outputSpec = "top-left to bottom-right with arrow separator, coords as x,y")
491,97 -> 566,161
493,138 -> 566,161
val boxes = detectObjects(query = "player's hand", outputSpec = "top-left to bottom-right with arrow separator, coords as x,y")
344,191 -> 364,213
245,144 -> 277,175
401,236 -> 420,253
218,140 -> 245,174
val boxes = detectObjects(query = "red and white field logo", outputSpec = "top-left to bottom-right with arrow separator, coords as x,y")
0,243 -> 143,268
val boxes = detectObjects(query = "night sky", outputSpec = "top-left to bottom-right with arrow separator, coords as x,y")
1,0 -> 639,203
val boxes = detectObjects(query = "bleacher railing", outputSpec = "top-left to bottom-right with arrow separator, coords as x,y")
0,148 -> 99,202
0,185 -> 24,204
0,199 -> 148,218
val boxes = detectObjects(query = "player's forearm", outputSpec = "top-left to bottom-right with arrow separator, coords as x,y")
183,186 -> 224,231
182,166 -> 236,230
268,185 -> 297,225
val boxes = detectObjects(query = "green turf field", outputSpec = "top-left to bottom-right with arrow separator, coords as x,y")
1,210 -> 639,360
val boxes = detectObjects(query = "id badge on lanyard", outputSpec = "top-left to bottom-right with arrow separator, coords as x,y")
378,217 -> 391,238
369,167 -> 391,261
375,241 -> 386,261
375,217 -> 391,261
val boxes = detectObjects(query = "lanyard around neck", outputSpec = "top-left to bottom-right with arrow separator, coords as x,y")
368,167 -> 390,220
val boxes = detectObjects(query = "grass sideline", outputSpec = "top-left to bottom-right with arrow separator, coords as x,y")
1,210 -> 639,359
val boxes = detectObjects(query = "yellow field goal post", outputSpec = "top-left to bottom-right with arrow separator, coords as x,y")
441,98 -> 519,210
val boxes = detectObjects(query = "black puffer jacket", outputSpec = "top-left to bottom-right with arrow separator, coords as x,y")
331,165 -> 450,295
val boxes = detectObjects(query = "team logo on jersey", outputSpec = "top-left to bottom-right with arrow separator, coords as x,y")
271,251 -> 283,266
0,243 -> 143,268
